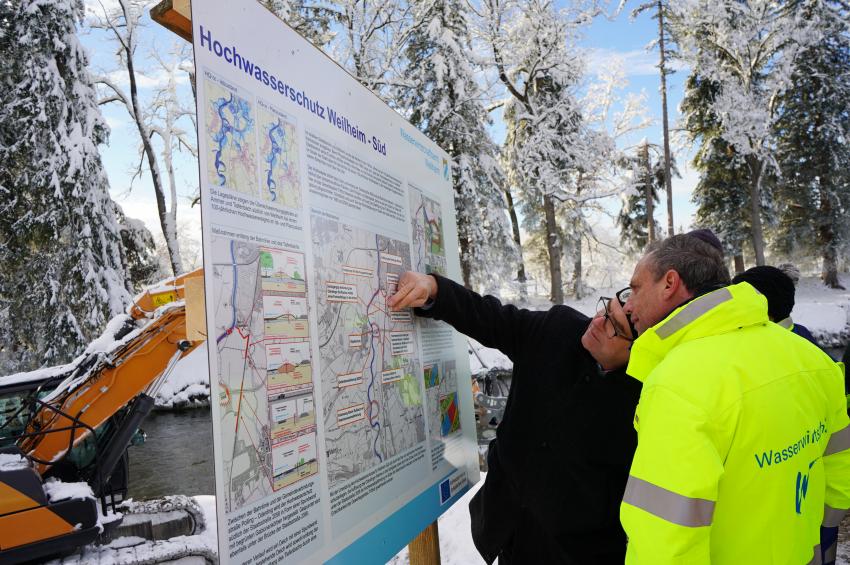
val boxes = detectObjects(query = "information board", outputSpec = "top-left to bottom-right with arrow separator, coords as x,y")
191,1 -> 481,562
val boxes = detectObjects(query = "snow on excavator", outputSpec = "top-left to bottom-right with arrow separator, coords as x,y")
0,269 -> 209,563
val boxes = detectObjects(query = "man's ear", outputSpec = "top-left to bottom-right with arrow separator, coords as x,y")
661,269 -> 682,299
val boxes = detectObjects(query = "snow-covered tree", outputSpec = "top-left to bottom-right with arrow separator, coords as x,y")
115,204 -> 162,291
260,0 -> 335,47
630,0 -> 676,235
400,0 -> 517,289
670,1 -> 826,266
575,63 -> 649,294
328,0 -> 415,98
92,0 -> 186,276
772,3 -> 850,289
680,71 -> 753,272
617,142 -> 670,253
0,0 -> 132,372
487,0 -> 595,304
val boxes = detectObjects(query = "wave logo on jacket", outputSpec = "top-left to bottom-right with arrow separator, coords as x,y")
795,460 -> 817,514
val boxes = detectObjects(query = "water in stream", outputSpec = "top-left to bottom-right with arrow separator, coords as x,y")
127,408 -> 216,500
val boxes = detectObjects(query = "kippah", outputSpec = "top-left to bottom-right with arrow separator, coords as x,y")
686,229 -> 723,252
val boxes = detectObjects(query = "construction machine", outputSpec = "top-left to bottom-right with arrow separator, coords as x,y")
0,269 -> 208,563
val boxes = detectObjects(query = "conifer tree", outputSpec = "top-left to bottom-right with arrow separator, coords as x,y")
0,0 -> 132,372
773,4 -> 850,289
401,0 -> 517,289
617,144 -> 669,253
680,72 -> 753,271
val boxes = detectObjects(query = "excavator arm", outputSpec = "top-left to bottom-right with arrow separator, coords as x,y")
0,269 -> 207,562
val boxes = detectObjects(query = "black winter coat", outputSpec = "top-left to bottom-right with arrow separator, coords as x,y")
416,275 -> 642,564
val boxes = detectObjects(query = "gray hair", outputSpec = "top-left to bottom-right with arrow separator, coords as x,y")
645,234 -> 731,293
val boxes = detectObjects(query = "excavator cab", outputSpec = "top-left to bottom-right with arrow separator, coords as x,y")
0,269 -> 206,563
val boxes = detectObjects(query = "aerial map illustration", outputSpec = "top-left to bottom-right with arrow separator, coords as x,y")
311,214 -> 425,487
258,99 -> 301,208
205,75 -> 259,196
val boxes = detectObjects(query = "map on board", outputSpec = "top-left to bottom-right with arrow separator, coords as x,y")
409,187 -> 447,276
212,236 -> 318,512
423,360 -> 460,440
258,99 -> 301,208
311,214 -> 425,488
205,74 -> 258,196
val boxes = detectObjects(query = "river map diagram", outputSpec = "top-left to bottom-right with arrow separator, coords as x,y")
205,75 -> 259,198
311,214 -> 425,488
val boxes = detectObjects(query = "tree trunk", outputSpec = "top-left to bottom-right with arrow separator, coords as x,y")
504,187 -> 526,289
543,194 -> 563,305
643,142 -> 655,244
572,235 -> 583,299
459,230 -> 472,289
822,244 -> 843,289
657,1 -> 674,237
734,254 -> 745,275
745,155 -> 766,266
817,192 -> 845,289
121,9 -> 183,276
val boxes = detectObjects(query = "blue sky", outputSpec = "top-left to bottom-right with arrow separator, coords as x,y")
83,2 -> 698,259
580,5 -> 698,232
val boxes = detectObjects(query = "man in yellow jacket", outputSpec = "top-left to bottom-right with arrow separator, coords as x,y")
621,231 -> 850,564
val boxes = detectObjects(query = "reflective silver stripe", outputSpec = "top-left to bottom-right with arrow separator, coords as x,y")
825,424 -> 850,456
823,505 -> 846,527
655,288 -> 733,339
622,475 -> 715,527
777,316 -> 793,329
807,544 -> 822,565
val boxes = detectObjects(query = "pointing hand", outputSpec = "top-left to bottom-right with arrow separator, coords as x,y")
387,271 -> 437,310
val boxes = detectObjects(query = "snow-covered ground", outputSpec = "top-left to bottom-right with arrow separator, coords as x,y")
48,496 -> 218,564
389,474 -> 487,565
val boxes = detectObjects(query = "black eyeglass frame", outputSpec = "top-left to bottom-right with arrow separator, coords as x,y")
596,295 -> 635,342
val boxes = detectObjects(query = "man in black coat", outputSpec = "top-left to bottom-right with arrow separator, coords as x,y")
389,271 -> 641,565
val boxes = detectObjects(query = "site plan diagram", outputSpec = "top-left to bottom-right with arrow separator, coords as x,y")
211,236 -> 318,512
311,214 -> 425,488
409,186 -> 447,276
423,359 -> 461,440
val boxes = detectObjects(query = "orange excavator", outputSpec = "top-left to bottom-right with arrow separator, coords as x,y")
0,269 -> 207,563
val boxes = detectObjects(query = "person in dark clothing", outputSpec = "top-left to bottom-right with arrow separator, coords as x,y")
732,265 -> 820,347
388,271 -> 642,565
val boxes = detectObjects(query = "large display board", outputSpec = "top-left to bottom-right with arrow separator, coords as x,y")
191,1 -> 480,562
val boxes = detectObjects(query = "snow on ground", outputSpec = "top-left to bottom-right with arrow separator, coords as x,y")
48,495 -> 217,565
389,474 -> 488,565
792,274 -> 850,348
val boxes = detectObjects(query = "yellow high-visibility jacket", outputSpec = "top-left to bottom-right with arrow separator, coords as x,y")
621,282 -> 850,564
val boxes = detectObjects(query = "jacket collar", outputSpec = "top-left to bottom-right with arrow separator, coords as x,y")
626,282 -> 769,383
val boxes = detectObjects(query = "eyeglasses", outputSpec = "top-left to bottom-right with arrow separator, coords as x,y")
596,288 -> 634,342
615,287 -> 632,306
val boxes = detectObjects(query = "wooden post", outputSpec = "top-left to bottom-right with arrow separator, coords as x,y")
151,0 -> 192,42
408,521 -> 441,565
